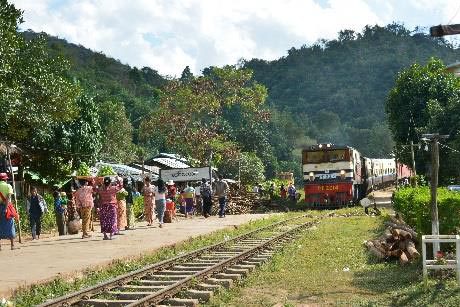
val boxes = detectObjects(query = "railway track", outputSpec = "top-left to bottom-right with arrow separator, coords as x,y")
38,215 -> 316,307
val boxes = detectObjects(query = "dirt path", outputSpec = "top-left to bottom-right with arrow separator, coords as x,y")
0,214 -> 270,298
371,188 -> 394,207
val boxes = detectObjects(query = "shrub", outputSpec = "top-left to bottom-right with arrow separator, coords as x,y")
393,187 -> 460,235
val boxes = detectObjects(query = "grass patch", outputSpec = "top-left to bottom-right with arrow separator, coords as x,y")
206,208 -> 460,306
10,213 -> 305,307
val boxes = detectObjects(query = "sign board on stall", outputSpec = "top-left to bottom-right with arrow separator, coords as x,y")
160,167 -> 211,182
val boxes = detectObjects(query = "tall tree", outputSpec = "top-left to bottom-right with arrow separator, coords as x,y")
218,151 -> 265,184
386,58 -> 460,182
180,66 -> 194,84
1,0 -> 80,139
98,99 -> 135,163
0,1 -> 101,181
24,94 -> 102,181
140,66 -> 268,167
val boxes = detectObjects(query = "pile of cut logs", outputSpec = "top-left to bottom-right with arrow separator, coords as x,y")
211,192 -> 263,215
364,214 -> 420,264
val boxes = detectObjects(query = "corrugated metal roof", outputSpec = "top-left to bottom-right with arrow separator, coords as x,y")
152,158 -> 189,169
157,153 -> 188,163
129,163 -> 160,174
95,162 -> 158,181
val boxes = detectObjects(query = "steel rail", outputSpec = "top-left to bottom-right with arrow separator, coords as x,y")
38,214 -> 308,307
128,220 -> 314,306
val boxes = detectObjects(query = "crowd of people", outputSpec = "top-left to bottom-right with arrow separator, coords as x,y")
253,182 -> 297,201
0,172 -> 231,249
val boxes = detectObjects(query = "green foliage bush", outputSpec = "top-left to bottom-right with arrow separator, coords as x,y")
393,187 -> 460,235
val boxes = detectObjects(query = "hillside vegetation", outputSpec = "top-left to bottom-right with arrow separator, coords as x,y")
245,24 -> 460,158
20,23 -> 460,182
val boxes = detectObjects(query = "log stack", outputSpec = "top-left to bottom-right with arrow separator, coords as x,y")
210,191 -> 265,215
364,215 -> 420,264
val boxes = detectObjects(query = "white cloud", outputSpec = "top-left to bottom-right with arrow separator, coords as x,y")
9,0 -> 460,76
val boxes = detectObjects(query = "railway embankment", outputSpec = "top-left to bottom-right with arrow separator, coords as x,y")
2,214 -> 276,303
206,208 -> 460,307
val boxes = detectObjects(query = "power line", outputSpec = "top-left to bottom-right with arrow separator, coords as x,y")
439,142 -> 460,154
447,2 -> 460,25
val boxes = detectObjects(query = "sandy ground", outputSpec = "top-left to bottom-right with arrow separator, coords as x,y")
370,188 -> 395,207
0,214 -> 270,298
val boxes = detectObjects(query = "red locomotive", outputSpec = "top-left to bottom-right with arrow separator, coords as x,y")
302,144 -> 412,208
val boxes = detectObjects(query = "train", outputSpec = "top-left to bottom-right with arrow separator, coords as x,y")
302,144 -> 412,208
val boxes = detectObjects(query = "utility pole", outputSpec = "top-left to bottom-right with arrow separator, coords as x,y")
410,141 -> 417,186
422,133 -> 449,255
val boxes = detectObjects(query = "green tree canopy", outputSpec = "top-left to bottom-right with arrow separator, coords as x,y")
98,99 -> 135,163
0,1 -> 102,181
386,58 -> 460,182
218,151 -> 265,184
1,7 -> 81,142
140,65 -> 268,167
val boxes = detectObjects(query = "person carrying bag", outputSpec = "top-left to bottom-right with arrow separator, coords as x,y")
0,192 -> 19,221
26,187 -> 47,240
0,172 -> 19,250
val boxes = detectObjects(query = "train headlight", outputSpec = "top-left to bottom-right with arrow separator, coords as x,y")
318,144 -> 323,148
340,170 -> 346,179
309,172 -> 314,180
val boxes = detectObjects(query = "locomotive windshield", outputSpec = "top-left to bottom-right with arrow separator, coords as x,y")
304,149 -> 348,163
305,151 -> 324,163
328,150 -> 346,162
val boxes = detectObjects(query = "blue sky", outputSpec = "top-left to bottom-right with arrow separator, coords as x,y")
10,0 -> 460,76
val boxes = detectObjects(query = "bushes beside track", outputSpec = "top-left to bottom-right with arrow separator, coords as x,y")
393,187 -> 460,235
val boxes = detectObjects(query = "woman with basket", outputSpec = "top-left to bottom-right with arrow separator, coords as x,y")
96,177 -> 122,240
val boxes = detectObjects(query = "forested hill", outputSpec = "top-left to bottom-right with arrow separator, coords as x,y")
19,24 -> 460,181
244,24 -> 460,157
22,31 -> 167,131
